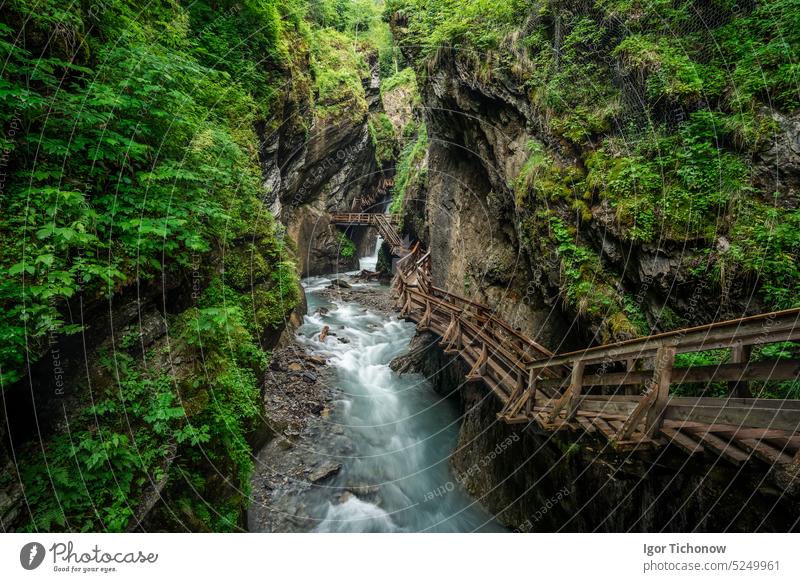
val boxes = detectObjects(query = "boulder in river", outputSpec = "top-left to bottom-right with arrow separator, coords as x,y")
327,278 -> 352,289
309,463 -> 342,483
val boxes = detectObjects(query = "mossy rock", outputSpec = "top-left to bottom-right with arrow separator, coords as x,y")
223,243 -> 273,291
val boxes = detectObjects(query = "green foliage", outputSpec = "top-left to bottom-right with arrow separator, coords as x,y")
587,112 -> 750,242
0,0 -> 297,386
719,201 -> 800,309
389,124 -> 427,214
187,0 -> 288,114
2,0 -> 305,532
614,34 -> 720,104
310,27 -> 370,120
369,112 -> 398,167
524,210 -> 635,341
515,141 -> 590,220
20,357 -> 201,532
381,66 -> 417,94
386,0 -> 530,54
714,0 -> 800,111
622,295 -> 651,336
335,231 -> 357,258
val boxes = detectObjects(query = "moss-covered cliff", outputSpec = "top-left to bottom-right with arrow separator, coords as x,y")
0,0 -> 393,532
388,0 -> 799,348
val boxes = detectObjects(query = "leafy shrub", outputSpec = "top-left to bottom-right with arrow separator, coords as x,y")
389,124 -> 428,214
335,231 -> 357,258
369,112 -> 398,167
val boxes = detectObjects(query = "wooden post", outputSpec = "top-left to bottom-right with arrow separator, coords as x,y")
548,361 -> 585,422
401,291 -> 413,318
565,361 -> 585,421
417,299 -> 432,331
644,346 -> 676,437
728,343 -> 752,398
525,369 -> 537,415
466,342 -> 488,380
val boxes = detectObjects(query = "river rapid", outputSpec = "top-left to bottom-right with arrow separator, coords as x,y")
252,245 -> 505,532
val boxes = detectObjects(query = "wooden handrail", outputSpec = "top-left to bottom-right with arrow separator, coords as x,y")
330,211 -> 800,480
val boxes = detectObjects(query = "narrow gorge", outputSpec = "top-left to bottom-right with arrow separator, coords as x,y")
1,0 -> 798,533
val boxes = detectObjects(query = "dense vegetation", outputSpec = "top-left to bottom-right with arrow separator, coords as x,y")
388,0 -> 799,324
0,0 -> 391,532
2,0 -> 797,531
386,0 -> 799,396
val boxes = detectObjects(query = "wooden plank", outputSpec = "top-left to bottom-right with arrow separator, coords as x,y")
566,361 -> 585,420
528,309 -> 800,369
615,388 -> 655,441
591,417 -> 616,439
662,427 -> 704,456
538,359 -> 800,390
736,438 -> 794,466
669,396 -> 800,411
548,361 -> 585,422
683,428 -> 751,465
763,436 -> 800,453
578,397 -> 639,417
577,416 -> 597,434
613,436 -> 659,451
663,402 -> 800,432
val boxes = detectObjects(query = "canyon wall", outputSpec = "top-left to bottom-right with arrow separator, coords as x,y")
386,0 -> 800,531
262,53 -> 390,276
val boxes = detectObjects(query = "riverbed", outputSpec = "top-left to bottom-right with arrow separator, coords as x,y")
248,249 -> 504,532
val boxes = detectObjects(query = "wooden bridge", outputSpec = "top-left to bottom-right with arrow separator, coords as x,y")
337,213 -> 800,487
330,212 -> 406,256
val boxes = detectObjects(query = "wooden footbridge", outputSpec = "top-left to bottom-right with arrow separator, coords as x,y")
334,213 -> 800,486
330,212 -> 406,256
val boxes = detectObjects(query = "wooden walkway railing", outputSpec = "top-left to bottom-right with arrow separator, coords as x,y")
341,214 -> 800,485
330,212 -> 406,256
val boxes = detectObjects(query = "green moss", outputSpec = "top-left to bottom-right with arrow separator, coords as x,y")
310,28 -> 369,121
381,66 -> 417,94
389,123 -> 428,215
718,201 -> 800,309
515,140 -> 586,207
586,112 -> 750,243
386,0 -> 528,54
368,112 -> 398,168
524,210 -> 634,342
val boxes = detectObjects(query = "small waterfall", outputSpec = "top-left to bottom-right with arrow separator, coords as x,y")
358,235 -> 383,272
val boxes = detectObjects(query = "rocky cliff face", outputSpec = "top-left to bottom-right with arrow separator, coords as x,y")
391,9 -> 800,347
259,53 -> 388,276
386,3 -> 800,532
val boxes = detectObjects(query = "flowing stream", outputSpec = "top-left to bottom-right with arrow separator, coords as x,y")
279,242 -> 505,532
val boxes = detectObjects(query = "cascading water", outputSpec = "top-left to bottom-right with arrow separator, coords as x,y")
270,239 -> 505,532
358,235 -> 382,272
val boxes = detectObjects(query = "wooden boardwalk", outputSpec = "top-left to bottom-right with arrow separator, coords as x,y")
334,213 -> 800,487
